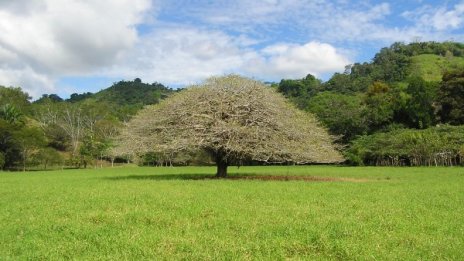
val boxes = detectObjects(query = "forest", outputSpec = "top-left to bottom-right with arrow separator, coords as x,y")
1,41 -> 464,170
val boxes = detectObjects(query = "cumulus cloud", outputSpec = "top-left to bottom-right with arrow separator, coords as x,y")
0,66 -> 55,97
0,0 -> 152,97
1,0 -> 463,97
106,27 -> 257,85
245,42 -> 350,80
108,28 -> 350,84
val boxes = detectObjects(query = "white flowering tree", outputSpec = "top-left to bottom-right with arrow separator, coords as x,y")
117,75 -> 343,177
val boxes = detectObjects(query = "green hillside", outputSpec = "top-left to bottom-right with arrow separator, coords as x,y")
410,54 -> 464,82
93,78 -> 173,107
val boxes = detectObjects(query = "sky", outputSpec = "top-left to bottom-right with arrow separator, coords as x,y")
0,0 -> 463,99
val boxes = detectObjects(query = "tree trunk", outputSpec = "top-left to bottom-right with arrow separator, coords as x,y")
216,160 -> 228,178
212,149 -> 229,177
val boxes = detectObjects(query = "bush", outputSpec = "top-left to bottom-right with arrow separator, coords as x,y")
347,125 -> 464,166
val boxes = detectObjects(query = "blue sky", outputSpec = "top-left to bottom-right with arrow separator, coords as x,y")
0,0 -> 463,98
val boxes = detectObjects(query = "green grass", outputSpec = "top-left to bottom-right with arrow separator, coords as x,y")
410,54 -> 464,82
1,166 -> 463,260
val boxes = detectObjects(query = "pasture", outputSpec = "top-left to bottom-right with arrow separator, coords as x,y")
1,166 -> 463,260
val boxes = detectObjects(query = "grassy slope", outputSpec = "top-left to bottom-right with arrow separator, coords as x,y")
1,166 -> 463,260
410,54 -> 464,82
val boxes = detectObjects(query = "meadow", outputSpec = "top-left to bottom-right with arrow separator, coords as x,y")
1,166 -> 463,260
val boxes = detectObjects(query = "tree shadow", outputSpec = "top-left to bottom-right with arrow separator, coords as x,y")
104,173 -> 363,182
104,173 -> 216,181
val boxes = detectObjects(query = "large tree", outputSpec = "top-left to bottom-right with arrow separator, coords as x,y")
117,75 -> 343,177
438,70 -> 464,125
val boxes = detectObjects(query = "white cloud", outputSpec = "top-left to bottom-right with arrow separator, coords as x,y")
106,27 -> 256,85
108,28 -> 350,84
403,2 -> 464,31
431,6 -> 464,30
0,67 -> 55,98
245,42 -> 351,80
0,0 -> 152,97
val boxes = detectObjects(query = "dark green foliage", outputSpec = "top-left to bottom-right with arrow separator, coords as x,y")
404,76 -> 437,128
346,125 -> 464,166
43,123 -> 69,151
0,152 -> 4,169
67,92 -> 93,103
34,94 -> 64,103
277,74 -> 321,108
35,147 -> 63,170
79,135 -> 109,168
323,71 -> 372,93
307,92 -> 367,142
0,119 -> 21,168
371,46 -> 410,82
94,79 -> 172,107
391,41 -> 464,57
14,126 -> 47,171
363,82 -> 395,129
437,70 -> 464,124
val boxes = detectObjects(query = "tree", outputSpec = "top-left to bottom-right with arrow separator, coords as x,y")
437,70 -> 464,124
117,75 -> 343,177
0,86 -> 31,113
14,127 -> 46,171
404,76 -> 437,128
363,82 -> 395,130
0,119 -> 22,169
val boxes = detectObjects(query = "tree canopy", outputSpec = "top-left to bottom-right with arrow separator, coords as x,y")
117,75 -> 343,177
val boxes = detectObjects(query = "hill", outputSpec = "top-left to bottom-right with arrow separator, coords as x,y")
410,54 -> 464,82
61,78 -> 174,107
93,78 -> 173,107
275,41 -> 464,156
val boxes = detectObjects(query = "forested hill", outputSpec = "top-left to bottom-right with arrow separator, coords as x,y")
274,41 -> 464,166
36,78 -> 174,106
93,78 -> 173,106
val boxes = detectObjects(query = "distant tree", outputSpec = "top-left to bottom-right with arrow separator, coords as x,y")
372,46 -> 410,82
277,74 -> 321,108
67,92 -> 93,103
35,147 -> 63,170
437,70 -> 464,124
0,119 -> 21,169
14,127 -> 47,171
94,79 -> 172,107
117,75 -> 342,177
363,82 -> 395,129
404,76 -> 437,128
34,94 -> 63,103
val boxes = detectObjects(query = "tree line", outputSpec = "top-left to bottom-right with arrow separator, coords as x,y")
273,42 -> 464,166
0,80 -> 173,170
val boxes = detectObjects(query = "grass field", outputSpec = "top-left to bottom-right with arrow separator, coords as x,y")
1,166 -> 463,260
